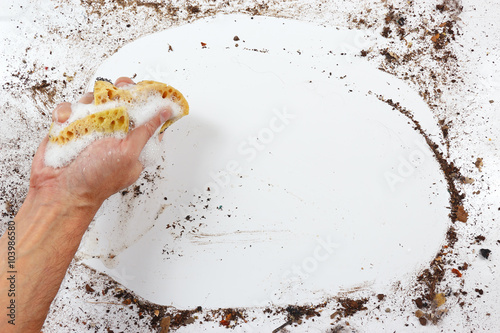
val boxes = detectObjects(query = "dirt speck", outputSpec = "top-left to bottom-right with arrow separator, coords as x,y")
456,205 -> 468,222
480,249 -> 491,259
475,157 -> 483,171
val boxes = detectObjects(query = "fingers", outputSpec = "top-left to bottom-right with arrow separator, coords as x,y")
126,108 -> 172,156
52,102 -> 72,123
115,77 -> 135,88
79,92 -> 94,104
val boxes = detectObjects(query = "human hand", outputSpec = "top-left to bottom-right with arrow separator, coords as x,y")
0,77 -> 173,332
28,77 -> 172,210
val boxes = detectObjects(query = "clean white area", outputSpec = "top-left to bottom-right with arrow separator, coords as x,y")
74,15 -> 450,309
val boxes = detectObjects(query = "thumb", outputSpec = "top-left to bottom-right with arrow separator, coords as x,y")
31,136 -> 50,171
126,108 -> 172,155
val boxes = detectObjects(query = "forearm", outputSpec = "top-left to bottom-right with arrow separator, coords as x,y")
0,188 -> 100,332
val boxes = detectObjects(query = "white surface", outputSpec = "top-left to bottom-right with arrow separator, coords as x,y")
2,0 -> 498,331
77,15 -> 449,308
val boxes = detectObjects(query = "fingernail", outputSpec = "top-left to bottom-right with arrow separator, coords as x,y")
160,109 -> 170,123
159,132 -> 165,142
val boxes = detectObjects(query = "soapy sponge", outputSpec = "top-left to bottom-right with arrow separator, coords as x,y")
49,80 -> 189,144
50,107 -> 129,144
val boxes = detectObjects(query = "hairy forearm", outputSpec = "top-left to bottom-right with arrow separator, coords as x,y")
0,188 -> 101,332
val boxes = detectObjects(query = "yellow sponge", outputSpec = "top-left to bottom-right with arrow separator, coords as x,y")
49,80 -> 189,144
134,80 -> 190,133
50,107 -> 129,144
93,81 -> 133,105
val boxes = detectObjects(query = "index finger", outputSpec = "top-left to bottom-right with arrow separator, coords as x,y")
125,108 -> 172,157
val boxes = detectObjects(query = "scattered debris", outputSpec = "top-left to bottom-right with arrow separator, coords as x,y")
451,268 -> 462,278
475,158 -> 483,172
434,293 -> 446,307
381,26 -> 392,38
480,249 -> 491,259
338,298 -> 368,317
475,235 -> 486,243
431,33 -> 441,43
461,177 -> 474,184
159,316 -> 171,333
414,297 -> 426,309
186,5 -> 200,14
3,0 -> 487,331
456,206 -> 468,223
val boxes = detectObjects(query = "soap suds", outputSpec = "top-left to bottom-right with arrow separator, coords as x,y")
44,89 -> 182,168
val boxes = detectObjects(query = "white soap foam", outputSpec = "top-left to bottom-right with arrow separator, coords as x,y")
44,132 -> 126,167
127,93 -> 182,127
44,89 -> 183,169
138,129 -> 163,167
49,101 -> 123,135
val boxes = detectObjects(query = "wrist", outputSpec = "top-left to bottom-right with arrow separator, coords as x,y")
15,187 -> 101,250
1,188 -> 101,332
23,184 -> 102,216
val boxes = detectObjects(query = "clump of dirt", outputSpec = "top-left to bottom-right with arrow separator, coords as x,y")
412,291 -> 449,325
269,303 -> 327,332
186,5 -> 201,14
338,298 -> 369,317
456,205 -> 469,222
284,304 -> 322,321
480,249 -> 491,259
217,308 -> 247,328
245,3 -> 269,16
327,298 -> 369,328
111,285 -> 203,330
381,26 -> 392,38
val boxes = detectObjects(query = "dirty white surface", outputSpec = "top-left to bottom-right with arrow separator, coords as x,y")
78,15 -> 448,309
0,0 -> 499,332
77,14 -> 450,309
